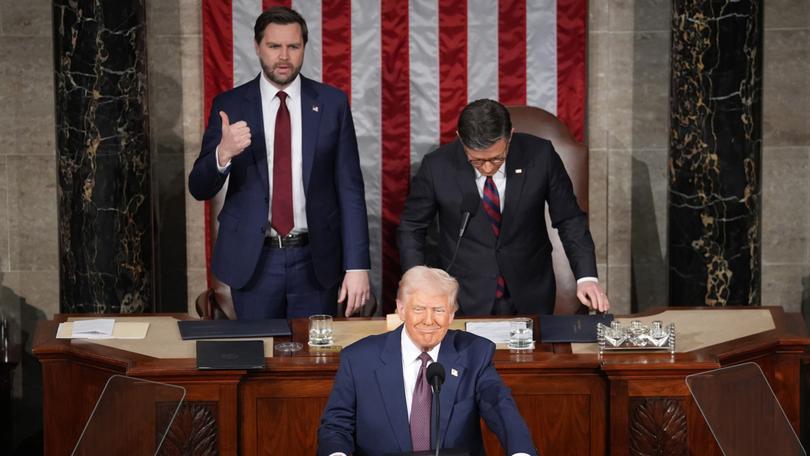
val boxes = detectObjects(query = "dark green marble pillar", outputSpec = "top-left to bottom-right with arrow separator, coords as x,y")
53,0 -> 153,313
669,0 -> 762,306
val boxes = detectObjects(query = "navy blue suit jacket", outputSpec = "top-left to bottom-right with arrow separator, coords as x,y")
318,327 -> 537,456
189,75 -> 370,289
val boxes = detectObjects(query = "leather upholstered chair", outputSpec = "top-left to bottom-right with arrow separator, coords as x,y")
506,105 -> 590,315
195,184 -> 237,320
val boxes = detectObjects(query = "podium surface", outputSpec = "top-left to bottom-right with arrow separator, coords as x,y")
34,307 -> 809,456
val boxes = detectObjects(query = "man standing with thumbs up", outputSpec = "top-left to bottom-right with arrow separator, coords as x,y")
189,7 -> 370,319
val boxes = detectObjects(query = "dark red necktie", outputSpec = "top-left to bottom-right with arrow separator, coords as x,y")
271,91 -> 293,236
410,352 -> 433,451
483,176 -> 507,298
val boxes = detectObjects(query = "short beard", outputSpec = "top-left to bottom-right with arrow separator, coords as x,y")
261,62 -> 301,87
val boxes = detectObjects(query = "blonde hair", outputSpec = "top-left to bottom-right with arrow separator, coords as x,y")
397,266 -> 459,311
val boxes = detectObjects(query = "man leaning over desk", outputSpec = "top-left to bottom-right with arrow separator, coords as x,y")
318,266 -> 537,456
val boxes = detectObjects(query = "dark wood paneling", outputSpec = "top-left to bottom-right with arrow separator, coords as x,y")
32,309 -> 810,456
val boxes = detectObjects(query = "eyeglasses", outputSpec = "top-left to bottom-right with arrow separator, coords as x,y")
467,155 -> 506,168
465,137 -> 511,168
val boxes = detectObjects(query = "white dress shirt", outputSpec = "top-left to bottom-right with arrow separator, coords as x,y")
216,73 -> 308,235
474,162 -> 597,285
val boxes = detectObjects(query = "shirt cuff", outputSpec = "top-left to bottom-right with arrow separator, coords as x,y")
576,276 -> 598,284
215,146 -> 231,173
345,269 -> 370,273
328,453 -> 347,456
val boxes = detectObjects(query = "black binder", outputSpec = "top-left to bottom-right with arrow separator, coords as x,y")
178,319 -> 291,340
196,340 -> 265,370
539,314 -> 614,343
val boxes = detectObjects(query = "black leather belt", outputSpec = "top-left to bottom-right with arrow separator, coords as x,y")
265,233 -> 309,248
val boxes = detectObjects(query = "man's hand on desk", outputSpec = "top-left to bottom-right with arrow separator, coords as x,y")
577,281 -> 610,312
339,270 -> 370,317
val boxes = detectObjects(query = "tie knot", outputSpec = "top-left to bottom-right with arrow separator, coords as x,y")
418,352 -> 432,365
276,91 -> 288,102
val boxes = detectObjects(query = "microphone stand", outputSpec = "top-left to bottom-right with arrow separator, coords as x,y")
446,212 -> 471,273
432,388 -> 442,456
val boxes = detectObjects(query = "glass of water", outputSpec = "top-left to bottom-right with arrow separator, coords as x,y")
308,314 -> 334,346
508,317 -> 533,350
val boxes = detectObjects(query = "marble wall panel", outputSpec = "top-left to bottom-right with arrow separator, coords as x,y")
54,0 -> 153,313
669,0 -> 762,307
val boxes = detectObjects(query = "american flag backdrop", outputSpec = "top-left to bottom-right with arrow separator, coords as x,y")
202,0 -> 587,310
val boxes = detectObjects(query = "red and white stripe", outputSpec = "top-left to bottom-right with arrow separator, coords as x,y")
202,0 -> 587,310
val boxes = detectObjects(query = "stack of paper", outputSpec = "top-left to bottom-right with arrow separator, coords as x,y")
56,319 -> 150,340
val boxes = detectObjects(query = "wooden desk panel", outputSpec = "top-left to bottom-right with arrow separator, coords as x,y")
33,308 -> 809,456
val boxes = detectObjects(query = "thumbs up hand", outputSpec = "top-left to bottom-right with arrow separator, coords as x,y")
217,111 -> 252,167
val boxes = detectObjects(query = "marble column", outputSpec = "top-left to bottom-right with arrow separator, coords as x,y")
53,0 -> 153,313
669,0 -> 762,306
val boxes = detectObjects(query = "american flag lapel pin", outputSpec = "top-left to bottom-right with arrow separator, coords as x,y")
312,105 -> 319,112
451,368 -> 458,377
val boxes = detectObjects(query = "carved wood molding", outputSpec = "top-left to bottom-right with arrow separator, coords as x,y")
629,397 -> 688,456
157,401 -> 218,456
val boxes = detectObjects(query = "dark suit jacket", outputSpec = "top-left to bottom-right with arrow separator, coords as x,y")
189,75 -> 370,290
398,133 -> 596,315
317,327 -> 537,456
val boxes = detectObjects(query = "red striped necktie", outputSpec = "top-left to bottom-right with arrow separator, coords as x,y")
483,176 -> 507,299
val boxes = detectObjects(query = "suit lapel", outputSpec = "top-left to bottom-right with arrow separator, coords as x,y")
244,76 -> 269,195
375,326 -> 412,453
500,142 -> 529,241
300,76 -> 320,193
436,331 -> 463,447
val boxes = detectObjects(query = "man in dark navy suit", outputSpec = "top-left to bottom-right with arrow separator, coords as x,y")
399,99 -> 609,316
189,7 -> 370,319
318,266 -> 537,456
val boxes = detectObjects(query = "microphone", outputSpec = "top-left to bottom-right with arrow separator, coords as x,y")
427,362 -> 446,393
427,362 -> 446,456
446,193 -> 480,273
